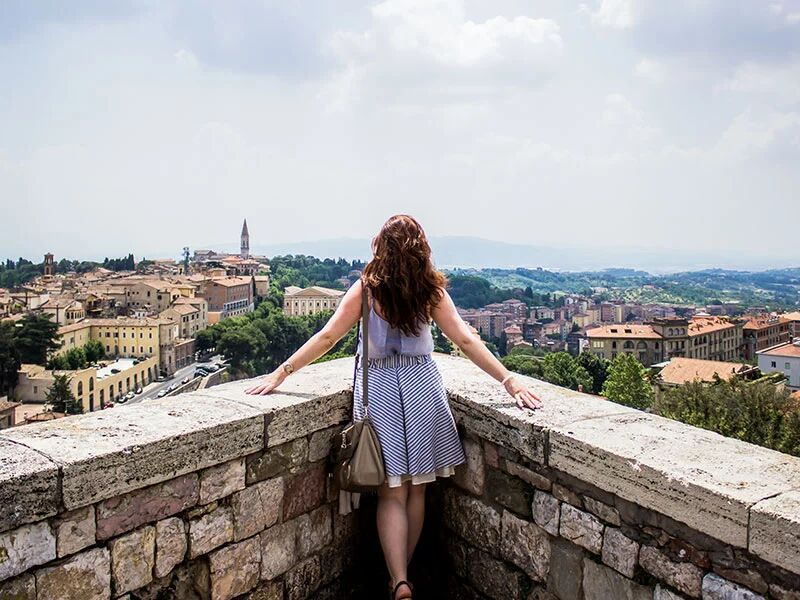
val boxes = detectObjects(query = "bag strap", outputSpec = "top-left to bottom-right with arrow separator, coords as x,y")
361,281 -> 370,409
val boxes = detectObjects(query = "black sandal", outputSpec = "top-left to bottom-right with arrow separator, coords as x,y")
390,580 -> 413,600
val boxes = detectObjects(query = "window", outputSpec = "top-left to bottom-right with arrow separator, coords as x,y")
772,361 -> 777,368
786,363 -> 792,370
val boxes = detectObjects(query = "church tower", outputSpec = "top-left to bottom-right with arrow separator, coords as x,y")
240,219 -> 250,259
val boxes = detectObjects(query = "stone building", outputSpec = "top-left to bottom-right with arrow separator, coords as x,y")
744,315 -> 791,360
758,340 -> 800,389
282,286 -> 345,317
201,277 -> 254,323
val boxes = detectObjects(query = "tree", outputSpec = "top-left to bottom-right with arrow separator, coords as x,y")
14,314 -> 61,365
576,352 -> 610,394
46,374 -> 83,415
217,329 -> 261,371
501,353 -> 544,378
84,340 -> 105,363
433,325 -> 453,354
541,352 -> 592,391
602,353 -> 653,410
0,321 -> 20,396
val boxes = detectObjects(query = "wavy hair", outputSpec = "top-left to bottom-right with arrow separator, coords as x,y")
362,215 -> 447,336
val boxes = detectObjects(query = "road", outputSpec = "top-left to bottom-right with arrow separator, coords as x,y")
124,355 -> 224,406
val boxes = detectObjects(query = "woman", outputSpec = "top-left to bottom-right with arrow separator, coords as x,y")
246,215 -> 542,600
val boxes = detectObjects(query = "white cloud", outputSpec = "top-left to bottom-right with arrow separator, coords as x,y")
718,60 -> 800,103
634,57 -> 665,83
591,0 -> 636,29
601,93 -> 658,143
715,110 -> 800,161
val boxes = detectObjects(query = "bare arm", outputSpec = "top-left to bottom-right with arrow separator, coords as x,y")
245,280 -> 363,395
431,289 -> 542,409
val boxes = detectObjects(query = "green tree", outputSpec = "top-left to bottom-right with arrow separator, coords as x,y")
0,321 -> 21,396
432,325 -> 453,354
541,352 -> 592,391
576,352 -> 610,394
84,339 -> 105,363
501,352 -> 544,378
217,328 -> 262,371
14,314 -> 61,365
46,374 -> 83,415
602,353 -> 653,409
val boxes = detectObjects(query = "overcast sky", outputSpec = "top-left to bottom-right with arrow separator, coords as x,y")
1,0 -> 798,265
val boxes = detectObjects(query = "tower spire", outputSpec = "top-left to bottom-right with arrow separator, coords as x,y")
240,219 -> 250,259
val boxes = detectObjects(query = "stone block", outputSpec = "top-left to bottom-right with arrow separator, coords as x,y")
639,545 -> 703,598
654,585 -> 685,600
247,581 -> 283,599
552,483 -> 582,508
468,548 -> 526,600
547,538 -> 584,600
0,439 -> 60,533
308,427 -> 338,463
246,438 -> 309,484
532,490 -> 560,537
0,573 -> 35,600
260,520 -> 298,580
453,436 -> 484,496
443,488 -> 501,554
1,394 -> 264,509
95,472 -> 198,540
749,491 -> 800,575
484,440 -> 500,468
500,510 -> 550,581
283,464 -> 326,521
34,547 -> 110,600
486,468 -> 533,517
109,525 -> 155,595
210,536 -> 261,600
285,555 -> 322,600
702,573 -> 765,600
769,583 -> 800,600
583,558 -> 651,600
155,516 -> 187,579
583,496 -> 621,526
0,521 -> 56,582
232,478 -> 284,541
446,535 -> 470,579
200,458 -> 246,504
53,505 -> 95,558
503,461 -> 552,491
189,505 -> 234,559
297,505 -> 332,559
559,504 -> 604,554
601,527 -> 639,578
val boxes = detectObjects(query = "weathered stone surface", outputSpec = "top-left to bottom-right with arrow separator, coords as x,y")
308,427 -> 338,463
247,581 -> 283,599
155,516 -> 187,578
532,490 -> 560,537
468,548 -> 525,600
712,566 -> 767,595
96,472 -> 198,540
583,558 -> 652,600
559,504 -> 604,554
232,477 -> 283,542
500,510 -> 550,581
639,545 -> 703,598
297,505 -> 332,560
504,461 -> 552,491
0,439 -> 60,533
246,438 -> 308,484
109,525 -> 155,595
487,468 -> 533,517
484,440 -> 500,468
1,394 -> 264,509
285,555 -> 322,600
443,488 -> 501,554
547,538 -> 584,600
770,583 -> 800,600
654,585 -> 685,600
283,464 -> 326,521
453,436 -> 484,496
260,519 -> 298,580
189,505 -> 234,559
0,573 -> 35,600
0,521 -> 56,581
199,458 -> 246,504
549,411 -> 800,549
552,483 -> 583,508
702,573 -> 764,600
34,547 -> 110,600
447,536 -> 470,579
210,536 -> 261,600
750,491 -> 800,575
584,496 -> 621,526
53,505 -> 95,558
601,527 -> 639,578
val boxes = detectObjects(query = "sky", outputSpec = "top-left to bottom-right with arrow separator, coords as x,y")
0,0 -> 799,266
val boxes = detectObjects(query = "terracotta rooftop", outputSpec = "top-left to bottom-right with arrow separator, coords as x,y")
208,277 -> 252,287
586,324 -> 662,339
688,316 -> 737,336
744,315 -> 789,331
758,342 -> 800,358
658,357 -> 756,386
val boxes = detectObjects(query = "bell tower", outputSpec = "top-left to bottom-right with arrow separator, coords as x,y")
43,253 -> 55,278
240,219 -> 250,259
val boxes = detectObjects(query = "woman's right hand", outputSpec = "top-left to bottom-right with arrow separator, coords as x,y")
504,375 -> 543,410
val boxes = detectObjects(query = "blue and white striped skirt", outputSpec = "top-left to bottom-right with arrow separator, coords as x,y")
353,354 -> 466,487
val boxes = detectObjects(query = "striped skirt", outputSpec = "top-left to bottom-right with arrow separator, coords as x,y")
353,354 -> 466,487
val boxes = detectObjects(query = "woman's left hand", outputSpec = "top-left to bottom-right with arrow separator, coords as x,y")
504,376 -> 543,410
245,369 -> 287,395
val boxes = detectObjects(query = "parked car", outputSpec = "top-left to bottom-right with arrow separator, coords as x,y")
156,390 -> 166,398
102,402 -> 114,409
135,388 -> 143,395
126,391 -> 135,400
181,377 -> 190,384
117,396 -> 128,404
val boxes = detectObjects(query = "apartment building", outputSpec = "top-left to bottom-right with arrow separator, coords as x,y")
39,298 -> 85,325
203,277 -> 254,322
531,306 -> 555,321
743,315 -> 791,360
758,341 -> 800,389
781,311 -> 800,339
283,286 -> 345,317
587,324 -> 664,366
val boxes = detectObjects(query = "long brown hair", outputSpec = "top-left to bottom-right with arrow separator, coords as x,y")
362,215 -> 447,336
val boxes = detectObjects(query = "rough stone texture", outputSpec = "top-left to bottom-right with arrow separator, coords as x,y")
552,482 -> 583,508
702,573 -> 765,600
639,545 -> 703,598
549,411 -> 800,549
770,583 -> 800,600
53,505 -> 95,558
34,547 -> 111,600
583,496 -> 621,526
0,439 -> 60,534
547,538 -> 584,600
453,436 -> 484,496
443,488 -> 501,554
504,460 -> 552,491
232,477 -> 283,542
95,472 -> 199,540
487,468 -> 533,517
155,516 -> 187,579
583,559 -> 652,600
749,491 -> 800,575
1,394 -> 264,509
247,581 -> 283,600
209,536 -> 261,600
199,458 -> 246,504
601,527 -> 639,578
654,585 -> 685,600
0,521 -> 56,581
713,565 -> 767,595
285,555 -> 322,600
297,505 -> 332,560
283,463 -> 326,521
500,510 -> 550,581
468,549 -> 526,600
308,426 -> 338,463
189,505 -> 234,559
0,573 -> 35,600
559,504 -> 604,554
109,525 -> 156,595
532,490 -> 560,537
246,438 -> 308,484
260,519 -> 298,580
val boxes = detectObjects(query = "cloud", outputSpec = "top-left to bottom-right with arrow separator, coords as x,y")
591,0 -> 635,29
717,60 -> 800,104
634,57 -> 665,83
601,93 -> 659,144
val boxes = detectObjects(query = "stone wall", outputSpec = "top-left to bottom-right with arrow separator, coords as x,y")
1,354 -> 800,600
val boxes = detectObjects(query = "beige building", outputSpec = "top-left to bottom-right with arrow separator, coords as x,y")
201,277 -> 254,323
160,298 -> 208,339
39,298 -> 85,325
587,324 -> 664,366
784,311 -> 800,339
283,286 -> 345,317
0,398 -> 20,429
117,280 -> 189,313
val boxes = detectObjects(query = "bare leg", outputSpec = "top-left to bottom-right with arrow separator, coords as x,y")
377,482 -> 413,597
406,483 -> 426,564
